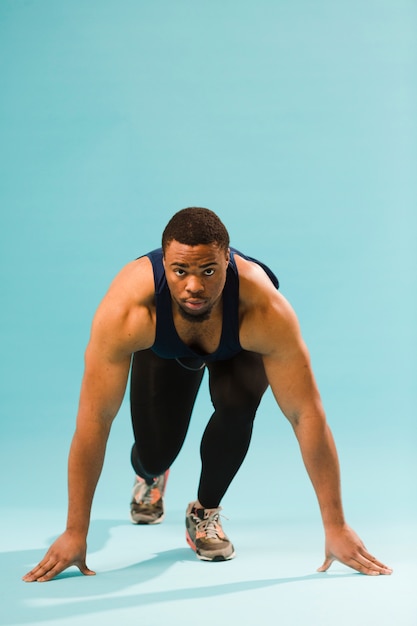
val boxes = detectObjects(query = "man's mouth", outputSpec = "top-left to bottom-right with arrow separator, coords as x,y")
182,299 -> 207,312
177,298 -> 213,322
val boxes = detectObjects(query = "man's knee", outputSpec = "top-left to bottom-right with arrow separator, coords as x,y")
208,352 -> 268,418
215,380 -> 265,419
131,445 -> 167,481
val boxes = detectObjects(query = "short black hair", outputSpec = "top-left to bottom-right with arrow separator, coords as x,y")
162,207 -> 230,253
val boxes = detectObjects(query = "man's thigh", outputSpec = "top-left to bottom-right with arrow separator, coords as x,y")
130,349 -> 205,440
207,351 -> 268,414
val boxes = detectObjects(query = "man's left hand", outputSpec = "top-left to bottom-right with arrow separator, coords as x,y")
317,524 -> 393,576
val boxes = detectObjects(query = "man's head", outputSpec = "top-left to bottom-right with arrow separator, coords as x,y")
162,208 -> 230,323
162,207 -> 230,254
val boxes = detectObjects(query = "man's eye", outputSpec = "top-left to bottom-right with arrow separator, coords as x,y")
204,269 -> 215,276
174,269 -> 186,276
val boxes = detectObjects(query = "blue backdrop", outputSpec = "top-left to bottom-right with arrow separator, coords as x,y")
1,0 -> 416,528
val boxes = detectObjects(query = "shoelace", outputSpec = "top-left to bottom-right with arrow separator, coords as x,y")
195,511 -> 222,539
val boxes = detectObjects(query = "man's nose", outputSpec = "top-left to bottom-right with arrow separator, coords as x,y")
186,275 -> 204,293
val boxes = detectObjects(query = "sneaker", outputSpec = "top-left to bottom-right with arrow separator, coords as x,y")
130,470 -> 169,525
185,502 -> 235,561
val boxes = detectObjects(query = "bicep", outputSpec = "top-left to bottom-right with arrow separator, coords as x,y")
75,284 -> 152,426
241,278 -> 326,427
77,342 -> 132,427
262,336 -> 324,427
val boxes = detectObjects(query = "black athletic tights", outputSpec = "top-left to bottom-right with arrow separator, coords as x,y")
130,349 -> 268,509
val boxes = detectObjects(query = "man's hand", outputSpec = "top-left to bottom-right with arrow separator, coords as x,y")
22,530 -> 95,582
317,524 -> 393,576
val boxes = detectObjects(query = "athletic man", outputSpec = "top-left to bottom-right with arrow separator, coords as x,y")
23,207 -> 392,582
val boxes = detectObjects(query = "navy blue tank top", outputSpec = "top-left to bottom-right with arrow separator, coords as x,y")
146,247 -> 279,364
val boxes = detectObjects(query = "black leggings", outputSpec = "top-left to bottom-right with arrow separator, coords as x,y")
130,349 -> 268,508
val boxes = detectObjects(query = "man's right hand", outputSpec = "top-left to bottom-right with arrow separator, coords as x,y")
22,530 -> 96,582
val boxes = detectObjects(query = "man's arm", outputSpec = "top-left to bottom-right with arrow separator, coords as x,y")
22,344 -> 131,582
23,259 -> 155,582
264,310 -> 392,575
238,263 -> 392,575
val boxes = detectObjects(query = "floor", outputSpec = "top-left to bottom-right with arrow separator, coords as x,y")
2,408 -> 417,626
3,509 -> 417,626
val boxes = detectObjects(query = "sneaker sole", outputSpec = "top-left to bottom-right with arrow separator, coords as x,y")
130,512 -> 165,525
185,529 -> 236,561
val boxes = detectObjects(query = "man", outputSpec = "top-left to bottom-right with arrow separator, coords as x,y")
23,207 -> 392,582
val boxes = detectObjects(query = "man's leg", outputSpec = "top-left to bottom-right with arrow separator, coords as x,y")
199,350 -> 268,507
185,351 -> 268,560
130,349 -> 204,523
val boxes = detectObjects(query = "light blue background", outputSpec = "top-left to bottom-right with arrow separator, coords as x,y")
1,1 -> 416,625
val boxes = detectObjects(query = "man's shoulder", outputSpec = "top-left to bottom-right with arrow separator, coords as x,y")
236,260 -> 298,355
90,256 -> 156,353
234,254 -> 278,301
233,250 -> 279,289
99,256 -> 156,314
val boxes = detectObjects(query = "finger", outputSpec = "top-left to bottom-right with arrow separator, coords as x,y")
359,551 -> 393,574
23,559 -> 96,583
75,560 -> 96,577
350,560 -> 381,576
36,558 -> 92,582
334,549 -> 393,576
23,554 -> 73,583
317,555 -> 334,572
37,563 -> 66,582
352,553 -> 393,576
23,558 -> 57,583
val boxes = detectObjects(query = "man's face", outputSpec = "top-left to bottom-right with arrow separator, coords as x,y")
163,240 -> 230,322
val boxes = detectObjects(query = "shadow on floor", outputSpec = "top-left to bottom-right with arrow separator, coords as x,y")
2,518 -> 356,625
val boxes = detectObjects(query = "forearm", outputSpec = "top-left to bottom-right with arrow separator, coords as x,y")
65,418 -> 112,536
64,347 -> 130,535
293,415 -> 346,529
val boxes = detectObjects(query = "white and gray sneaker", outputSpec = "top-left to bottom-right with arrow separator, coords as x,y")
130,470 -> 169,525
185,502 -> 235,561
